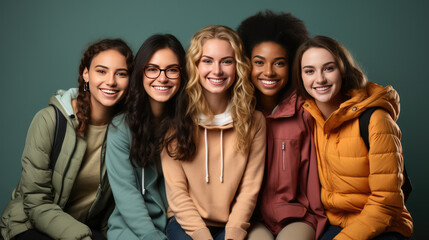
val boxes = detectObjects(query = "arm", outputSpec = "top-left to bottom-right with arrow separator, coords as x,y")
225,112 -> 266,240
161,147 -> 213,240
335,110 -> 407,240
106,116 -> 167,240
21,108 -> 92,240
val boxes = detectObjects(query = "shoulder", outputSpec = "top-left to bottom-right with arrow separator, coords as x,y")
368,108 -> 400,135
253,110 -> 266,124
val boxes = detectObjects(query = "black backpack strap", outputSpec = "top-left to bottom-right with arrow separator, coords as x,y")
359,107 -> 378,150
49,105 -> 67,170
359,107 -> 412,202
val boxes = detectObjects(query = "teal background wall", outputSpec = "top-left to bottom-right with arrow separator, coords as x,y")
1,0 -> 427,238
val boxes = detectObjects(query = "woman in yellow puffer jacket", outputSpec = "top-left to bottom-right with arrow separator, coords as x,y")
293,35 -> 413,240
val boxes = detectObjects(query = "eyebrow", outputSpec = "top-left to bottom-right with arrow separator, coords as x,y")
201,55 -> 234,60
302,61 -> 335,69
95,65 -> 128,71
146,63 -> 180,68
253,55 -> 287,61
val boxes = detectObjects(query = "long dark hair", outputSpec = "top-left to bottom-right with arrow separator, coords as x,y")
76,38 -> 133,133
126,34 -> 188,167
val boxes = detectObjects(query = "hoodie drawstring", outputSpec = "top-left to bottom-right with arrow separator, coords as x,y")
205,128 -> 209,183
204,128 -> 224,183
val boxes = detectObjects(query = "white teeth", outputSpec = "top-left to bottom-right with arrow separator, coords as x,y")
101,89 -> 117,94
209,78 -> 225,83
315,86 -> 330,91
154,86 -> 169,91
261,80 -> 277,85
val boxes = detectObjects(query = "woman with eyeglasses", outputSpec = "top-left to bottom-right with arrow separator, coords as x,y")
105,34 -> 188,240
161,25 -> 266,240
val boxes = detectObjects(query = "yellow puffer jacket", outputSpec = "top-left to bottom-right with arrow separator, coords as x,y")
303,82 -> 413,240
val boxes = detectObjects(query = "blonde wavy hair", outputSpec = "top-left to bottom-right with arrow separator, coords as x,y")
186,25 -> 255,154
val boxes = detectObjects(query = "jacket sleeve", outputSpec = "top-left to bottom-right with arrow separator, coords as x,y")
335,110 -> 407,240
21,108 -> 92,240
106,117 -> 167,240
160,148 -> 213,240
301,112 -> 327,239
225,112 -> 266,240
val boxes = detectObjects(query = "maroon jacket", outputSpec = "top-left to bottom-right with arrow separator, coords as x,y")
259,91 -> 327,239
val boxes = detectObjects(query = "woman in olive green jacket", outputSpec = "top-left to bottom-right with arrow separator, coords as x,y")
0,39 -> 133,240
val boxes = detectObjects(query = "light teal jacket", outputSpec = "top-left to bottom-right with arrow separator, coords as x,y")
106,114 -> 168,240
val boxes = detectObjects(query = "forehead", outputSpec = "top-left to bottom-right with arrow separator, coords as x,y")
148,48 -> 179,65
301,47 -> 335,65
201,38 -> 234,57
252,41 -> 287,58
90,49 -> 127,67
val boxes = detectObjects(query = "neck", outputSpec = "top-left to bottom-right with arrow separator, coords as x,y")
90,104 -> 113,126
257,92 -> 281,115
315,94 -> 346,120
203,90 -> 229,115
150,98 -> 165,122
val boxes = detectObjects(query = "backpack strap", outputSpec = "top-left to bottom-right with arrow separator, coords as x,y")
358,107 -> 412,202
49,105 -> 67,170
359,107 -> 378,150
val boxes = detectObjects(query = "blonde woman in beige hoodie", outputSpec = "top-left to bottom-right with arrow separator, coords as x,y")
161,25 -> 266,240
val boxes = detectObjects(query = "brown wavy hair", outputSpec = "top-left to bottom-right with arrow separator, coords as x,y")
181,25 -> 255,156
293,35 -> 367,100
75,39 -> 133,133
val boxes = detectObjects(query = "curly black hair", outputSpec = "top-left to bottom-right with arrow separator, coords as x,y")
237,10 -> 309,66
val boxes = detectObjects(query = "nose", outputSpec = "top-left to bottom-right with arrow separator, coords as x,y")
212,63 -> 223,76
106,73 -> 117,86
157,70 -> 168,83
315,71 -> 327,84
264,64 -> 275,77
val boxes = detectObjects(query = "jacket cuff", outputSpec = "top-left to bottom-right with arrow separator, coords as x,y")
225,227 -> 247,240
192,227 -> 212,240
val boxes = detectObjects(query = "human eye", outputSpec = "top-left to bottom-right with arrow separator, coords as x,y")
146,67 -> 158,72
96,69 -> 106,74
324,65 -> 335,72
274,61 -> 287,67
303,69 -> 314,75
253,60 -> 264,66
117,71 -> 128,77
167,67 -> 180,73
201,58 -> 212,64
221,58 -> 234,65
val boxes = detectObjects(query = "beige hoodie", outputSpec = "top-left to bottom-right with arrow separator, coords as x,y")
161,109 -> 266,240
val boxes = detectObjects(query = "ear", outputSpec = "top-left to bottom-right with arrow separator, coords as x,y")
83,67 -> 89,82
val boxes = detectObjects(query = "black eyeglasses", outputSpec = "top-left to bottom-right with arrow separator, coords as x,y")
144,65 -> 181,79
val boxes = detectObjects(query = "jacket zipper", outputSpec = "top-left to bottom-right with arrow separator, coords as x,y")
282,141 -> 285,170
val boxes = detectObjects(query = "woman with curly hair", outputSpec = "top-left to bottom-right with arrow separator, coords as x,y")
0,39 -> 133,240
161,25 -> 266,240
105,34 -> 188,240
294,35 -> 413,240
237,11 -> 327,240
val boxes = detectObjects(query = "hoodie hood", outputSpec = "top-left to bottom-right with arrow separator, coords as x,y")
304,82 -> 400,132
48,88 -> 78,118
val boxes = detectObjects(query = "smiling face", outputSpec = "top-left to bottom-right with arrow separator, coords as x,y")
251,42 -> 288,99
83,49 -> 129,113
198,38 -> 236,99
301,47 -> 343,110
143,48 -> 181,105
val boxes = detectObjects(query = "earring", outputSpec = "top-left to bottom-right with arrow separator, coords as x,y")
84,81 -> 89,92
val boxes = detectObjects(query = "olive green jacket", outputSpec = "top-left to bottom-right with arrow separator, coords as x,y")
0,89 -> 114,240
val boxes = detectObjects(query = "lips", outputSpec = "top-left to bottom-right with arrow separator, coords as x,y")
313,85 -> 332,93
100,88 -> 119,96
152,85 -> 172,92
208,77 -> 227,85
259,78 -> 280,88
